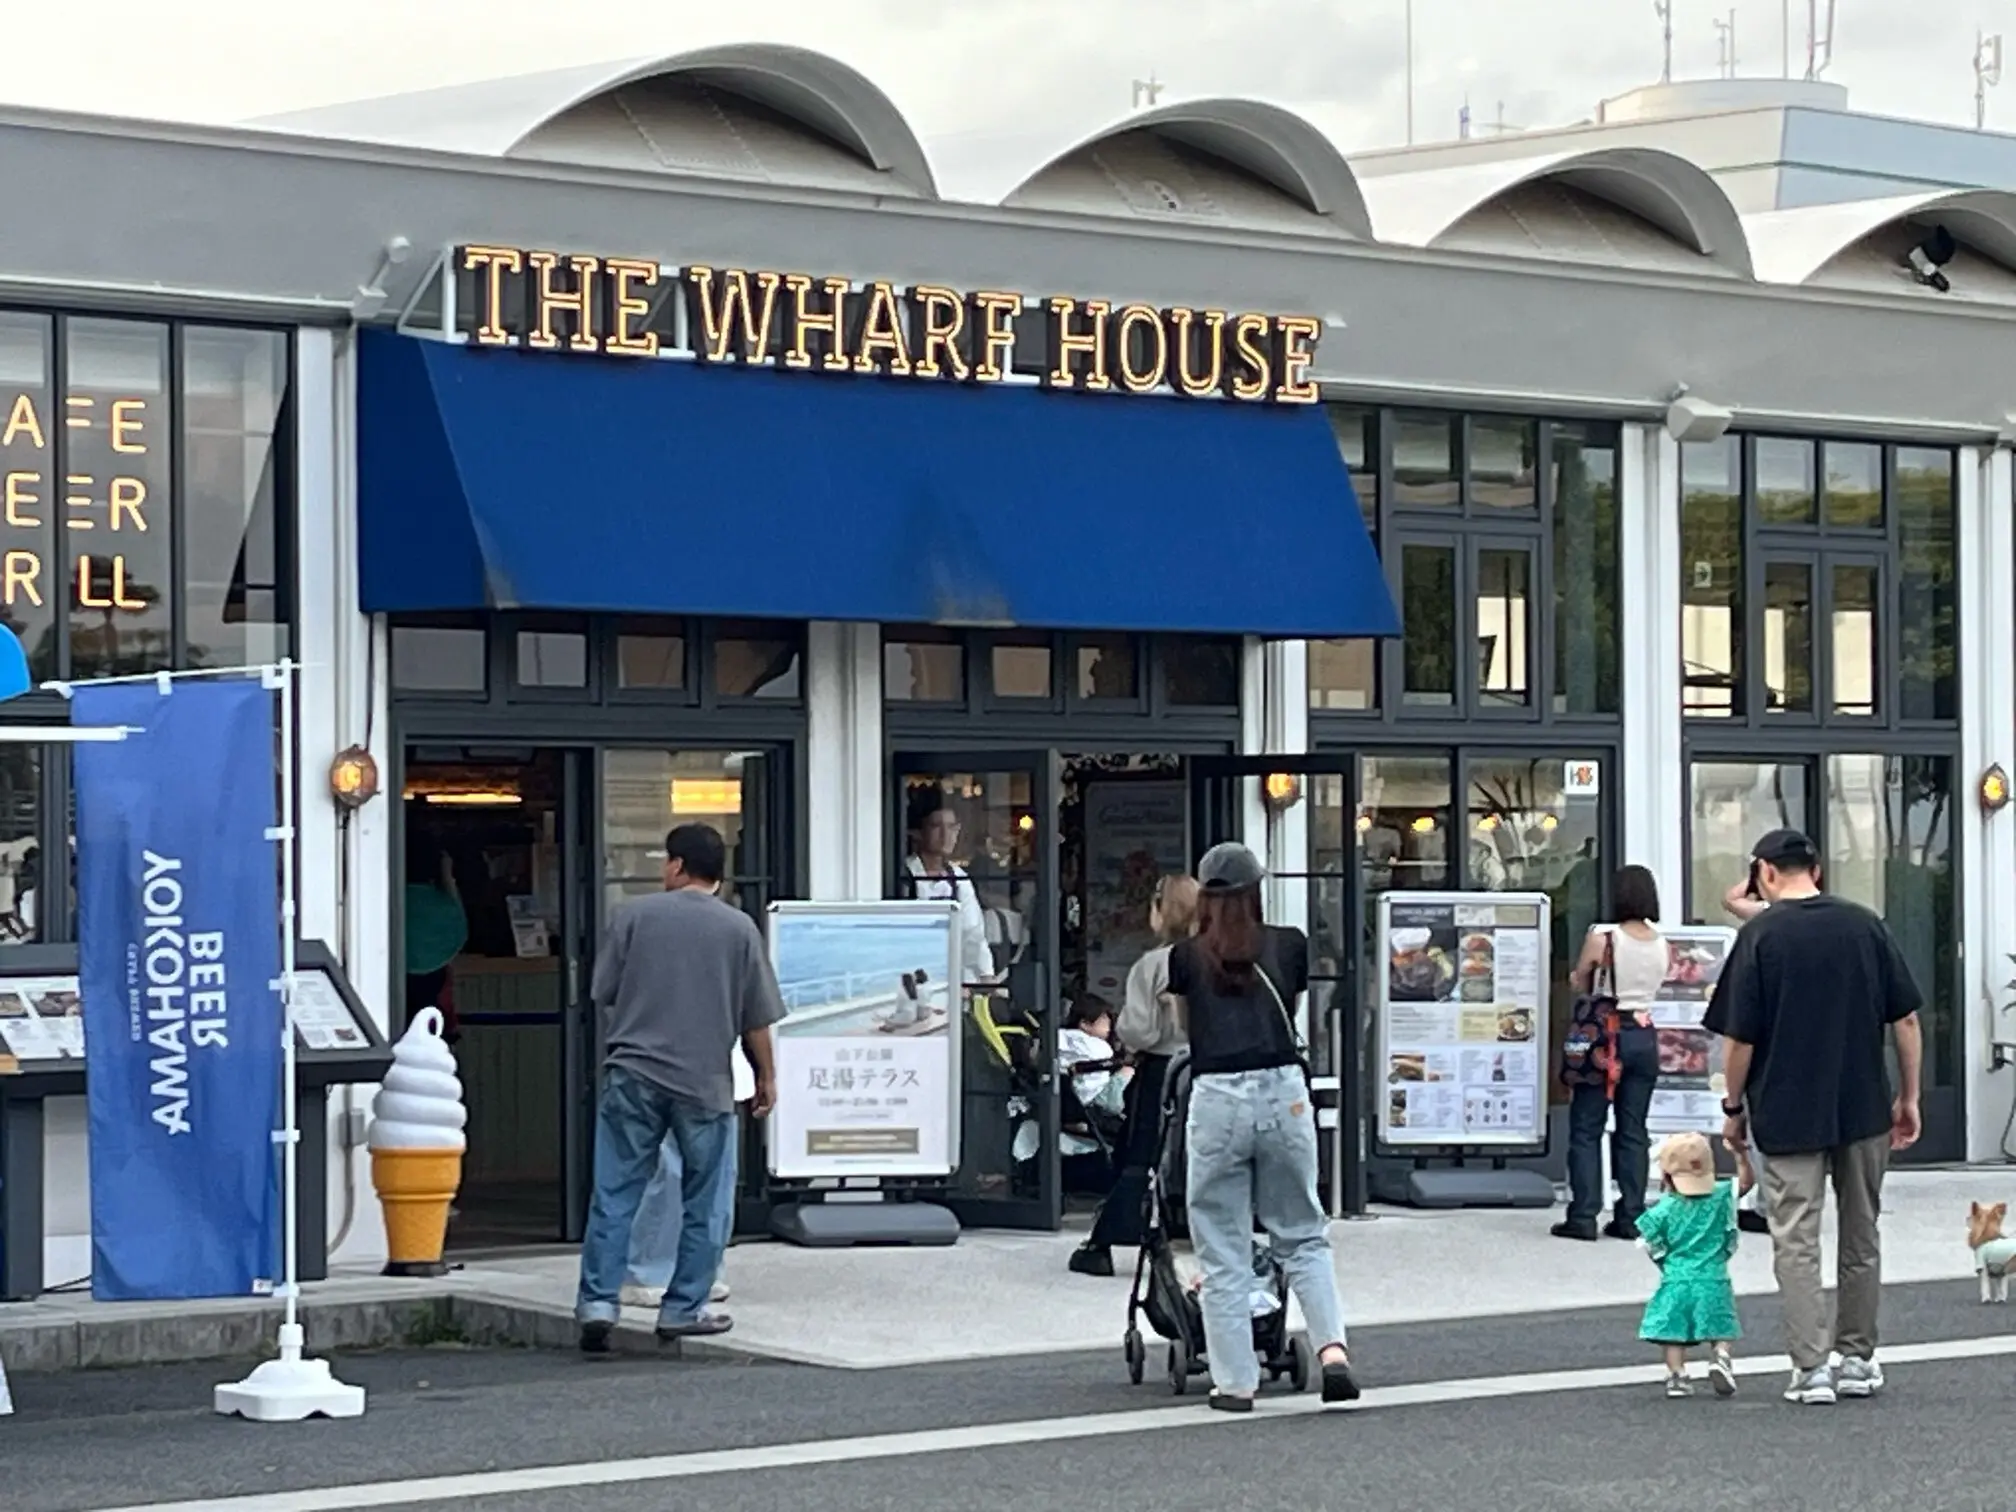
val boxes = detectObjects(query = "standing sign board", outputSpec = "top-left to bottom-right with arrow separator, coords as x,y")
766,901 -> 962,1180
1377,892 -> 1551,1151
1644,926 -> 1738,1136
1079,781 -> 1187,1016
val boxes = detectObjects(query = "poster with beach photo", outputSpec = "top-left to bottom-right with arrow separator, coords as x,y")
766,901 -> 962,1180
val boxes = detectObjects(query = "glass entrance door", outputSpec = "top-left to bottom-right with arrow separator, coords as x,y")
888,752 -> 1061,1230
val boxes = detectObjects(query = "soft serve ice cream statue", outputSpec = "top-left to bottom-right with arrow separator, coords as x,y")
367,1007 -> 467,1276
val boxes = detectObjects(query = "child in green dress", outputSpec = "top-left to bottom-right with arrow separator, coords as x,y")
1636,1131 -> 1750,1399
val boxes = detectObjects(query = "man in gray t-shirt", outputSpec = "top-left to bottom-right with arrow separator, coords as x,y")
575,823 -> 785,1350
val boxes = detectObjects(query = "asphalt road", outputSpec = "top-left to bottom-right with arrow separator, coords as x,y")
8,1279 -> 2013,1512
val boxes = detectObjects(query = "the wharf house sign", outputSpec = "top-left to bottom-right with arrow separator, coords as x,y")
453,244 -> 1324,405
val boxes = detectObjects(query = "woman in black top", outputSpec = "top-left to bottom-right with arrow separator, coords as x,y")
1168,842 -> 1357,1411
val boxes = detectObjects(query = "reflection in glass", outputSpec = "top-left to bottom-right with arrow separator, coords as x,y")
1896,448 -> 1957,721
1686,760 -> 1808,923
1476,548 -> 1531,706
392,624 -> 485,691
884,630 -> 964,702
516,630 -> 587,688
601,749 -> 757,913
1681,437 -> 1742,716
1469,417 -> 1537,511
1328,405 -> 1379,533
1309,639 -> 1376,711
1162,635 -> 1240,706
991,635 -> 1052,700
616,619 -> 685,690
1825,754 -> 1955,1089
1401,544 -> 1456,706
713,620 -> 802,699
1552,424 -> 1619,717
182,327 -> 288,668
1824,442 -> 1883,529
67,320 -> 173,678
0,747 -> 40,946
0,314 -> 56,679
1762,561 -> 1814,713
1755,436 -> 1816,525
1392,412 -> 1458,507
1075,634 -> 1138,700
1358,756 -> 1452,898
1831,565 -> 1878,717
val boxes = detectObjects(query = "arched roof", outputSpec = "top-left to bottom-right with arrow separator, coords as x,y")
997,99 -> 1374,239
251,44 -> 938,198
1744,189 -> 2016,296
1355,147 -> 1754,277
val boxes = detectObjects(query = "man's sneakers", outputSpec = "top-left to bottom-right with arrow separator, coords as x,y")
1783,1366 -> 1837,1405
579,1319 -> 615,1355
1835,1355 -> 1885,1398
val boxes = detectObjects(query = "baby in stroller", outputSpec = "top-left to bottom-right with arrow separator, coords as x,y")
1013,999 -> 1132,1174
1122,1049 -> 1314,1395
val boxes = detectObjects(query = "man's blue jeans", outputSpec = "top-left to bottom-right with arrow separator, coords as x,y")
576,1066 -> 737,1327
627,1128 -> 739,1291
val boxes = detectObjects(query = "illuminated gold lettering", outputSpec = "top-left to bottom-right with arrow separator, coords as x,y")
4,472 -> 39,527
460,245 -> 524,346
75,555 -> 143,611
781,274 -> 852,373
525,251 -> 601,354
965,291 -> 1021,383
907,285 -> 968,380
64,396 -> 92,431
683,266 -> 783,365
76,555 -> 110,608
110,400 -> 146,453
2,550 -> 39,608
64,476 -> 93,529
1107,303 -> 1168,395
602,258 -> 661,357
1,394 -> 44,450
1044,298 -> 1112,392
1223,312 -> 1273,402
1164,308 -> 1227,398
110,477 -> 146,531
1271,316 -> 1321,404
850,281 -> 913,376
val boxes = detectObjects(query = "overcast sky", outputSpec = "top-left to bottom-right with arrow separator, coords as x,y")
0,0 -> 2001,190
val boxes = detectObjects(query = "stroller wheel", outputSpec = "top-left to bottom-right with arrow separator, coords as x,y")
1124,1329 -> 1145,1385
1168,1343 -> 1190,1395
1288,1335 -> 1314,1394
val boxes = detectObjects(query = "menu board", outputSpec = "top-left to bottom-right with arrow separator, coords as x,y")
1079,781 -> 1188,1018
1378,893 -> 1551,1149
0,968 -> 375,1064
1644,925 -> 1738,1135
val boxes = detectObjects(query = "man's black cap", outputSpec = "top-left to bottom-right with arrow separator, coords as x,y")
1751,828 -> 1819,868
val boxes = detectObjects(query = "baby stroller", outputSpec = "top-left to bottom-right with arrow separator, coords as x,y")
1121,1049 -> 1314,1395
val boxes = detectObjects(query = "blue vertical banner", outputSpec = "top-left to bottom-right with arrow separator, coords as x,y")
74,679 -> 281,1300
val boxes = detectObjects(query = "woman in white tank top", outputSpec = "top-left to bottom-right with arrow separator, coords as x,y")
1553,865 -> 1667,1243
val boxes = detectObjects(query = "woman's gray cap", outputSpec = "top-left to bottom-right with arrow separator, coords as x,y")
1196,841 -> 1266,892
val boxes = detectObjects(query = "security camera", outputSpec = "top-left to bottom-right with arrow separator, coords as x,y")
1906,226 -> 1958,292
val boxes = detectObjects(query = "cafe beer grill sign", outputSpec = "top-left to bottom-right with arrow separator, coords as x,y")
453,244 -> 1326,405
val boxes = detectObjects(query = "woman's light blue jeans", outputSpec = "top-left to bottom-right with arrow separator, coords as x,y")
1185,1064 -> 1347,1395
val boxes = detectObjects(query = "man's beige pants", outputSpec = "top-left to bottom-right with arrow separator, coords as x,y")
1762,1132 -> 1889,1372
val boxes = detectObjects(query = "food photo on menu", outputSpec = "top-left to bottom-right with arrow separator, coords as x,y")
1660,935 -> 1729,999
1388,924 -> 1458,1002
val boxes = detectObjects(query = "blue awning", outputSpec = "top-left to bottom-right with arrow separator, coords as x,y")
356,330 -> 1398,638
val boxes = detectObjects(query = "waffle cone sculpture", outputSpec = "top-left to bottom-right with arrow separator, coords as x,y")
368,1007 -> 467,1277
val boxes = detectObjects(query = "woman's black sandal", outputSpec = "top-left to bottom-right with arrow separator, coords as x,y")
1321,1359 -> 1361,1404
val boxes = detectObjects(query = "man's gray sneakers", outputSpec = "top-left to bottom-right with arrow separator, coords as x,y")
1835,1356 -> 1885,1398
1784,1366 -> 1837,1405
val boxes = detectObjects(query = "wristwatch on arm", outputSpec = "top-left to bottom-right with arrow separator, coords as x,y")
1721,1099 -> 1747,1118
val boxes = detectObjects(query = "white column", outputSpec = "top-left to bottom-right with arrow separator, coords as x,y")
1620,422 -> 1685,905
806,621 -> 881,901
293,328 -> 341,955
1961,445 -> 2016,1161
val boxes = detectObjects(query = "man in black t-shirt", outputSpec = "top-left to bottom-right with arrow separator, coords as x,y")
1702,829 -> 1923,1408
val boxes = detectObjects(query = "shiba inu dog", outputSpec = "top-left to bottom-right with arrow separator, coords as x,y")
1968,1201 -> 2016,1303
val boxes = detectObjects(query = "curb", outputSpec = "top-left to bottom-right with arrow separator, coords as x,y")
0,1289 -> 765,1374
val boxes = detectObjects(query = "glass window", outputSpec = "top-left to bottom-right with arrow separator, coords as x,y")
1074,634 -> 1138,701
392,623 -> 486,692
1755,436 -> 1816,526
615,618 -> 686,691
1551,423 -> 1619,717
1895,448 -> 1956,721
1328,405 -> 1378,534
1469,417 -> 1537,512
66,319 -> 172,679
1761,560 -> 1814,713
515,627 -> 587,688
181,327 -> 288,668
1686,760 -> 1808,923
1161,635 -> 1239,707
1475,547 -> 1532,707
1392,412 -> 1458,508
1309,638 -> 1376,711
884,629 -> 964,703
1358,754 -> 1453,896
713,619 -> 801,700
1823,442 -> 1883,529
0,314 -> 55,681
990,633 -> 1052,700
1401,543 -> 1457,707
1681,437 -> 1742,717
0,747 -> 40,947
601,749 -> 759,912
1830,564 -> 1879,717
